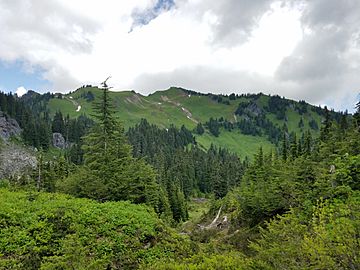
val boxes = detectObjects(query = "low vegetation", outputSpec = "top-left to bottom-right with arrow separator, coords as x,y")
0,87 -> 359,269
0,189 -> 195,269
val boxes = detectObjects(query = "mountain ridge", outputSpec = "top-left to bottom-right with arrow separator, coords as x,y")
20,86 -> 343,158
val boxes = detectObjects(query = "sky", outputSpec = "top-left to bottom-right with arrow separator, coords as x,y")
0,0 -> 359,112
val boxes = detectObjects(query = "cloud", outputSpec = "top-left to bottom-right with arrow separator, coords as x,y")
204,0 -> 274,47
131,0 -> 175,30
16,86 -> 27,97
0,0 -> 359,111
274,0 -> 360,110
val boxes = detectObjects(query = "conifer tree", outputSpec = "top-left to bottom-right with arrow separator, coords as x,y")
212,161 -> 227,199
255,146 -> 264,167
304,130 -> 312,156
282,133 -> 288,161
195,122 -> 205,135
290,133 -> 298,160
61,78 -> 159,208
52,111 -> 65,134
354,101 -> 360,131
339,111 -> 349,132
320,106 -> 332,141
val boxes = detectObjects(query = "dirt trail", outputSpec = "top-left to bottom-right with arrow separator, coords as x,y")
160,95 -> 198,123
66,96 -> 81,112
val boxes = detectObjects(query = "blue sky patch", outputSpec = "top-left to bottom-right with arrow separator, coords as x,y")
0,60 -> 50,93
130,0 -> 175,31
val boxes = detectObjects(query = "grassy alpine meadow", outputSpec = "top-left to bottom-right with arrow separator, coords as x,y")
195,130 -> 275,159
43,86 -> 326,158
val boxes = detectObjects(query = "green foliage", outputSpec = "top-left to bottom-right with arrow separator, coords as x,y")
320,106 -> 332,141
59,88 -> 160,211
2,89 -> 357,269
194,122 -> 205,135
193,109 -> 360,268
252,194 -> 360,269
146,252 -> 252,270
0,189 -> 194,269
127,119 -> 245,221
205,117 -> 220,137
51,111 -> 65,134
354,101 -> 360,131
41,87 -> 330,158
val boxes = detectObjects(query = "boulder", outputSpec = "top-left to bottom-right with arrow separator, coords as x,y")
52,132 -> 66,149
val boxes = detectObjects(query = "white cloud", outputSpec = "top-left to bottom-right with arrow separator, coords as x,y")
16,86 -> 27,97
0,0 -> 359,111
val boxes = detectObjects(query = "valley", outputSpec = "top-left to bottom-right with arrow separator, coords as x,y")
0,86 -> 358,270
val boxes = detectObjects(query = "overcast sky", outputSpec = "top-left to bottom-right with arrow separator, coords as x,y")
0,0 -> 359,112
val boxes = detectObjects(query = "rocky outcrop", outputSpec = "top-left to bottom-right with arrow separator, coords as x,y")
0,144 -> 37,180
52,132 -> 66,149
246,101 -> 263,117
0,112 -> 21,140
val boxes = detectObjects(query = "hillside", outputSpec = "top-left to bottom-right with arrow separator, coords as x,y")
23,86 -> 336,158
1,86 -> 358,270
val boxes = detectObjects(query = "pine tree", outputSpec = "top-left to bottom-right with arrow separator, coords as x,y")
195,122 -> 205,135
290,133 -> 298,160
62,79 -> 159,208
38,120 -> 51,150
320,106 -> 332,141
304,130 -> 312,156
354,101 -> 360,131
52,111 -> 65,134
339,111 -> 349,132
282,132 -> 288,161
297,135 -> 303,156
212,161 -> 227,199
298,118 -> 304,128
255,146 -> 264,167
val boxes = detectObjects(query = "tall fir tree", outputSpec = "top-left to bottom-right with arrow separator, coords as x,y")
320,106 -> 332,141
60,79 -> 159,209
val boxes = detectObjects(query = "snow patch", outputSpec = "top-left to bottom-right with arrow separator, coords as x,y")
69,96 -> 73,99
76,105 -> 81,112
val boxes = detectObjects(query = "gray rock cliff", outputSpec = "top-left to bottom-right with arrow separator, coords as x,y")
0,111 -> 21,140
0,144 -> 37,180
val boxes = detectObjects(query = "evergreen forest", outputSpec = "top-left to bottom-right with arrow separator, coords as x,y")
0,85 -> 359,269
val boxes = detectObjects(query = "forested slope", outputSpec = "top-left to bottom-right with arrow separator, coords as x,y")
150,100 -> 360,269
0,86 -> 358,269
19,86 -> 343,158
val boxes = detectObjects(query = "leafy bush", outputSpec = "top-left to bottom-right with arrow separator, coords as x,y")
252,193 -> 360,269
0,189 -> 195,269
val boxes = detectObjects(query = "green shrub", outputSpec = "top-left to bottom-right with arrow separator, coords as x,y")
0,189 -> 195,269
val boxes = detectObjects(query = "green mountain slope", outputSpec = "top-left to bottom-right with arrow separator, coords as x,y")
28,86 -> 333,159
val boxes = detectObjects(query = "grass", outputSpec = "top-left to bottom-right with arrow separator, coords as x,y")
187,198 -> 211,223
46,86 -> 324,157
196,129 -> 274,160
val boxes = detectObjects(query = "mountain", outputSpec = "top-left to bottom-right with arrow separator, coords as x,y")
22,86 -> 341,158
1,86 -> 358,270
